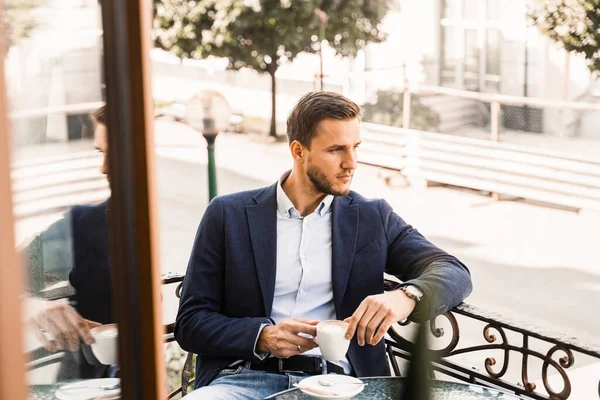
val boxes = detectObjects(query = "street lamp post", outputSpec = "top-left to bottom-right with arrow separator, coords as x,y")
186,90 -> 231,202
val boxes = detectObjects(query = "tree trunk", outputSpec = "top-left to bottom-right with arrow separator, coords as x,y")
267,63 -> 278,138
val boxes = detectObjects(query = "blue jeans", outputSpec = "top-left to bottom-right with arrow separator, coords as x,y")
182,362 -> 316,399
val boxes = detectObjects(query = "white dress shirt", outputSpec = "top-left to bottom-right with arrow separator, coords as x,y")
268,172 -> 350,373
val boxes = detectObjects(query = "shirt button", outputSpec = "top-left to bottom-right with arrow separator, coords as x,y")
299,289 -> 305,294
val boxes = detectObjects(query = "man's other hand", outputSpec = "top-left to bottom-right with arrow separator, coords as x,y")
344,290 -> 416,347
24,298 -> 101,352
256,318 -> 319,358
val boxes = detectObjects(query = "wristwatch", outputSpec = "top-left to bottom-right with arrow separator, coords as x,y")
401,285 -> 423,302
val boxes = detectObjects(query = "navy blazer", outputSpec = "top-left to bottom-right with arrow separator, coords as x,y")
66,200 -> 112,380
69,200 -> 112,325
175,183 -> 472,388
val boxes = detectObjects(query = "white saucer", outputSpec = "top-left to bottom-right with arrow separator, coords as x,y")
296,375 -> 365,399
55,378 -> 120,400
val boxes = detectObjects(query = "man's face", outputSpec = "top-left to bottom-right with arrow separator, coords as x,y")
303,118 -> 361,196
94,123 -> 109,182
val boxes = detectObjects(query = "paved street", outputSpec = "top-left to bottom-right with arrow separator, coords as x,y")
12,118 -> 600,391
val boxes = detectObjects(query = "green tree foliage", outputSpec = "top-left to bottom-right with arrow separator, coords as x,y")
528,0 -> 600,74
361,90 -> 440,132
153,0 -> 388,136
3,0 -> 42,53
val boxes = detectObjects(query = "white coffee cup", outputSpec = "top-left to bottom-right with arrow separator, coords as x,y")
314,320 -> 350,362
90,324 -> 118,365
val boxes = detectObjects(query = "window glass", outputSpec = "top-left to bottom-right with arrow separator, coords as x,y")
442,0 -> 462,19
464,28 -> 480,90
486,28 -> 502,77
4,1 -> 117,397
441,26 -> 458,86
463,0 -> 480,20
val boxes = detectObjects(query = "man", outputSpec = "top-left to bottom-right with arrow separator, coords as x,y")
22,105 -> 112,379
175,91 -> 472,399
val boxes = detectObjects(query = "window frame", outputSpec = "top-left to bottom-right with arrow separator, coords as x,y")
0,1 -> 28,397
100,0 -> 166,398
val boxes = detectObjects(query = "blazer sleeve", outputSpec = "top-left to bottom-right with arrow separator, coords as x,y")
174,197 -> 271,360
379,199 -> 472,321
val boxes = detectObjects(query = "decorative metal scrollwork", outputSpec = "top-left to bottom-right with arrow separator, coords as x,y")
482,324 -> 509,380
385,304 -> 599,399
541,345 -> 573,399
387,312 -> 460,358
520,335 -> 536,392
430,312 -> 460,358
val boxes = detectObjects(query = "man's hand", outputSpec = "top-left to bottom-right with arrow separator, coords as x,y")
344,290 -> 416,347
256,318 -> 319,358
23,298 -> 101,352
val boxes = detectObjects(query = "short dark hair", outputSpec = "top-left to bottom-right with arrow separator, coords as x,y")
286,91 -> 360,148
91,105 -> 106,126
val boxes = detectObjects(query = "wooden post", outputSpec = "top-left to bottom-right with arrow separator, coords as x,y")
490,100 -> 500,200
402,63 -> 411,129
403,89 -> 412,130
563,52 -> 570,101
491,100 -> 500,142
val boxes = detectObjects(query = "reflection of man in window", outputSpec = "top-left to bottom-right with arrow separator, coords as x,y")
21,105 -> 112,380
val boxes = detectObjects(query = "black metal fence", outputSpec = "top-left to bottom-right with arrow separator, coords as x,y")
385,302 -> 600,399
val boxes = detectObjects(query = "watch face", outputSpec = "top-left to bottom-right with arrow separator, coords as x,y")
405,285 -> 423,300
412,286 -> 423,296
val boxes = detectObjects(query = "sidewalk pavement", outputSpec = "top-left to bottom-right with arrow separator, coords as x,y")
155,117 -> 600,278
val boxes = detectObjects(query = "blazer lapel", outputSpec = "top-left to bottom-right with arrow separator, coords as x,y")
331,195 -> 359,315
246,183 -> 278,316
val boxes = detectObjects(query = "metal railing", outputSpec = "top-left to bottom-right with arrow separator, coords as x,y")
166,277 -> 600,399
402,83 -> 600,142
9,101 -> 105,120
385,302 -> 600,399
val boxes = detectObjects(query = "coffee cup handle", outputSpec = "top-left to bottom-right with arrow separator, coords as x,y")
313,335 -> 319,345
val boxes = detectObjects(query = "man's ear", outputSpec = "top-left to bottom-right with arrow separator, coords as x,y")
290,140 -> 305,161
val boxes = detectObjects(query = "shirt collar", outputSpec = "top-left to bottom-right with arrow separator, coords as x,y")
277,170 -> 334,218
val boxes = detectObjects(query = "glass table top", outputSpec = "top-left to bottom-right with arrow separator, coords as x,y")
30,377 -> 520,399
267,377 -> 520,399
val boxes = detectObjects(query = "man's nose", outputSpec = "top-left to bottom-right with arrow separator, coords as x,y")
342,150 -> 357,170
100,156 -> 108,175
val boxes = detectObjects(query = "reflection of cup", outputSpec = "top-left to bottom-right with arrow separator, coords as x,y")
315,320 -> 350,362
90,324 -> 118,365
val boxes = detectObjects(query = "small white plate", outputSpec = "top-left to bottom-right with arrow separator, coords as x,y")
296,375 -> 365,399
55,378 -> 120,400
